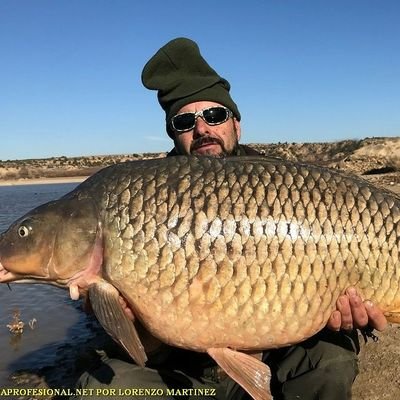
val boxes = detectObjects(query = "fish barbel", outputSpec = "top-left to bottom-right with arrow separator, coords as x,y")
1,155 -> 400,399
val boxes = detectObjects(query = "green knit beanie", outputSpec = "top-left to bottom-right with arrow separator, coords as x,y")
141,37 -> 241,137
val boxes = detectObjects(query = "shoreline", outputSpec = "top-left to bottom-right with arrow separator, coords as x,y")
0,176 -> 89,187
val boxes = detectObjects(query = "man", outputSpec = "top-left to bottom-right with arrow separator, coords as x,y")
74,38 -> 387,400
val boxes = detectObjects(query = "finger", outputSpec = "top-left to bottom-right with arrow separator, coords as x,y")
337,294 -> 353,330
346,287 -> 368,328
365,300 -> 388,331
326,310 -> 341,331
118,295 -> 135,321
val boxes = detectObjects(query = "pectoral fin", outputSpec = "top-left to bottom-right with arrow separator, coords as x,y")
88,280 -> 147,366
207,347 -> 271,400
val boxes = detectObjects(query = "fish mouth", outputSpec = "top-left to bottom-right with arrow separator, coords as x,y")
0,259 -> 51,284
0,260 -> 18,283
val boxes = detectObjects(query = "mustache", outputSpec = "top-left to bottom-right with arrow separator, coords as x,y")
190,136 -> 224,152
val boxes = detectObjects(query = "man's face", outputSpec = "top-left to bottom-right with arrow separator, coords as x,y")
171,101 -> 241,157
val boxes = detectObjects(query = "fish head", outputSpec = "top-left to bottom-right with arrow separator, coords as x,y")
0,195 -> 100,286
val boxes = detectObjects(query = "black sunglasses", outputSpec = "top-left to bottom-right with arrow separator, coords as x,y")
170,106 -> 233,133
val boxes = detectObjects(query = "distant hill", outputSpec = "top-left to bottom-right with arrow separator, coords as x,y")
0,137 -> 399,187
0,152 -> 166,182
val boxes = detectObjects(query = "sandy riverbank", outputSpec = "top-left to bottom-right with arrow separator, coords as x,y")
0,176 -> 89,187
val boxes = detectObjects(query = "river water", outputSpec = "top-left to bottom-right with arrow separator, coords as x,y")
0,183 -> 104,390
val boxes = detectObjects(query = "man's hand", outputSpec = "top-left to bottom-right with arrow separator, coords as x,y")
82,291 -> 135,321
327,287 -> 388,331
119,295 -> 135,321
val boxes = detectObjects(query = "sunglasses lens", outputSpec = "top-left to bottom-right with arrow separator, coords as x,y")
203,107 -> 229,124
172,113 -> 195,131
171,107 -> 231,132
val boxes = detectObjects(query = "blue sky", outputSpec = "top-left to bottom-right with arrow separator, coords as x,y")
0,0 -> 399,160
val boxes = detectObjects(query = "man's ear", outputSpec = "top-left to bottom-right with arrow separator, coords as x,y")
234,118 -> 241,141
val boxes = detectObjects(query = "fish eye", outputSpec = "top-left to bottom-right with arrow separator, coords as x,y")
18,225 -> 32,238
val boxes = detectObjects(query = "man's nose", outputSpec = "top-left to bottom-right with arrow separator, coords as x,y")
193,116 -> 209,137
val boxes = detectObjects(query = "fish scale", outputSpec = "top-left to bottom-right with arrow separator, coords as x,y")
56,155 -> 398,351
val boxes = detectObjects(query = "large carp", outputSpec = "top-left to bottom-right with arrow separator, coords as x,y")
1,155 -> 400,399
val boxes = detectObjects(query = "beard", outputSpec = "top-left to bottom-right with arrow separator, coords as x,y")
171,117 -> 242,158
174,130 -> 240,158
190,136 -> 240,157
191,135 -> 226,157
